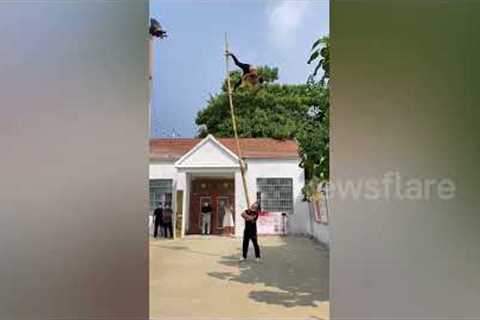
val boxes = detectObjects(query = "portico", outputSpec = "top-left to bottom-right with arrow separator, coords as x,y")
174,135 -> 245,236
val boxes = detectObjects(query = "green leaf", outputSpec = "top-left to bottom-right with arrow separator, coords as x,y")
311,38 -> 322,51
307,50 -> 320,64
312,59 -> 323,76
320,46 -> 328,58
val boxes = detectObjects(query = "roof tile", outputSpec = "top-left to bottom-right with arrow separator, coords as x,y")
150,138 -> 299,160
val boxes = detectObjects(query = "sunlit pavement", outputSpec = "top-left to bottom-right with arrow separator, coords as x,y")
150,236 -> 329,320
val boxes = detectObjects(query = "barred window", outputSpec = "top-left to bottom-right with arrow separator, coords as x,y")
149,179 -> 173,211
257,178 -> 294,214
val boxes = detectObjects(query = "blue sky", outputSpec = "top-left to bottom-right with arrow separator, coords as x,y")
150,0 -> 329,138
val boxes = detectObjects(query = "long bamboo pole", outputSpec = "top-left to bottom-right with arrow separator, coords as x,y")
224,33 -> 251,209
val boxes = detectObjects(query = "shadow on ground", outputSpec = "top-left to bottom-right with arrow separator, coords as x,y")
208,236 -> 329,308
150,241 -> 227,257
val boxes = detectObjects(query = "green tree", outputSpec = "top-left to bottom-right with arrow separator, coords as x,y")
196,66 -> 327,141
296,98 -> 329,182
298,35 -> 330,200
307,36 -> 330,85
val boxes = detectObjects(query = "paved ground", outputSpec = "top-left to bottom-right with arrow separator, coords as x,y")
150,236 -> 329,320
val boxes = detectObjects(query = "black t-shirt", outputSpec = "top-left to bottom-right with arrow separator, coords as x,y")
201,205 -> 212,214
162,208 -> 173,223
243,209 -> 258,234
154,208 -> 163,223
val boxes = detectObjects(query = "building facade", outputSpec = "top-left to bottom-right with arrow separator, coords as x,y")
149,135 -> 310,237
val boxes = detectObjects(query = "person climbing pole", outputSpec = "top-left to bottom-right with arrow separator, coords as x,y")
226,52 -> 264,91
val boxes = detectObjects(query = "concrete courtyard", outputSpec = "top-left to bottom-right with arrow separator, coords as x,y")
150,236 -> 329,320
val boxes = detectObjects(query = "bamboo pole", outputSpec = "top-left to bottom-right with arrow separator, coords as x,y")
224,33 -> 251,209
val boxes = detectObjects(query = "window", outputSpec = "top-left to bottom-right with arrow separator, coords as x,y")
256,178 -> 294,214
149,179 -> 173,211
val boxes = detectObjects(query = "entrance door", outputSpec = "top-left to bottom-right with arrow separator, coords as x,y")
188,178 -> 234,235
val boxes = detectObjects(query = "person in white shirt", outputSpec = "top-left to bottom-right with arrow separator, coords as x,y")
223,203 -> 235,235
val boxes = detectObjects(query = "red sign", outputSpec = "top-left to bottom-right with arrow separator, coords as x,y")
256,211 -> 286,235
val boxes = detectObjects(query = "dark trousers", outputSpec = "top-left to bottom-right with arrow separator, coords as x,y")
242,230 -> 260,258
153,222 -> 162,238
163,222 -> 173,238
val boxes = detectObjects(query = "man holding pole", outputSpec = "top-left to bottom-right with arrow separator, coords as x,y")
240,202 -> 261,262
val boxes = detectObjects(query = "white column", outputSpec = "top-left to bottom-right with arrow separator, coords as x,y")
290,164 -> 310,235
234,170 -> 245,237
234,166 -> 256,237
171,179 -> 177,240
177,171 -> 188,238
183,173 -> 191,237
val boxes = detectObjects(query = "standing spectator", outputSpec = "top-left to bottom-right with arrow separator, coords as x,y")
240,202 -> 261,262
153,203 -> 163,239
162,203 -> 174,239
223,203 -> 235,235
201,202 -> 212,235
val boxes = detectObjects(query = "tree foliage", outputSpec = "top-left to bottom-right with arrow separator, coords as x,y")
298,35 -> 330,200
196,66 -> 327,142
295,93 -> 329,182
308,36 -> 330,86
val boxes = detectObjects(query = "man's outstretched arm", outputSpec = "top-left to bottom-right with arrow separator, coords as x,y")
227,52 -> 250,74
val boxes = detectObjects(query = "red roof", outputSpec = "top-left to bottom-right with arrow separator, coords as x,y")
150,138 -> 299,161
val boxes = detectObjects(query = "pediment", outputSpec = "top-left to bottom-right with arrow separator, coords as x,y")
174,135 -> 240,169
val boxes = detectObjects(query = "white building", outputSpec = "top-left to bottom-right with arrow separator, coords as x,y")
149,135 -> 310,237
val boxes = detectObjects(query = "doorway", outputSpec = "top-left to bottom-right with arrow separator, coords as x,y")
188,178 -> 234,235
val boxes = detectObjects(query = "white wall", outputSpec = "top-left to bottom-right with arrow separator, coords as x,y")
149,160 -> 177,180
308,205 -> 330,246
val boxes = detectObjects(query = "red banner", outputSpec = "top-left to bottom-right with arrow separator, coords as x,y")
256,211 -> 286,235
